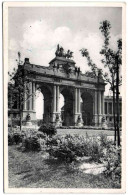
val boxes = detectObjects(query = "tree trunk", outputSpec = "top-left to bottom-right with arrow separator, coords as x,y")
19,93 -> 22,131
19,110 -> 22,131
116,56 -> 120,146
112,85 -> 117,144
10,93 -> 13,131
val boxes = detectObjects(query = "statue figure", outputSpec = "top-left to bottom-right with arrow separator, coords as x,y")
55,44 -> 60,57
65,50 -> 73,59
102,115 -> 108,129
59,47 -> 65,57
55,113 -> 62,127
55,44 -> 65,57
26,113 -> 31,121
77,115 -> 83,127
55,44 -> 73,59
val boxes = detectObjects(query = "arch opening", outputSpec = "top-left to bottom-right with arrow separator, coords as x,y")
35,85 -> 52,125
81,92 -> 93,126
60,88 -> 74,126
36,90 -> 44,121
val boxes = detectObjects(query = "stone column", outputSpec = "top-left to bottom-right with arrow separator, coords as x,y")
75,88 -> 77,114
56,85 -> 59,112
23,83 -> 27,110
53,85 -> 56,113
94,90 -> 98,126
77,88 -> 81,113
98,91 -> 102,125
74,88 -> 78,125
51,85 -> 57,123
29,82 -> 32,110
99,91 -> 101,115
101,91 -> 104,115
77,88 -> 83,126
32,82 -> 36,111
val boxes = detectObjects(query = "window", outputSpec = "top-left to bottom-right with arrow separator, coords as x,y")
119,103 -> 122,115
105,102 -> 107,114
108,102 -> 112,114
109,117 -> 112,122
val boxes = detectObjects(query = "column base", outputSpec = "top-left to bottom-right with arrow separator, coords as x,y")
74,113 -> 83,126
93,114 -> 99,126
22,110 -> 36,121
51,112 -> 62,127
101,115 -> 108,129
98,114 -> 103,126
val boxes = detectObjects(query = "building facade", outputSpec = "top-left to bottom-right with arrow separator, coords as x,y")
8,49 -> 106,127
104,96 -> 122,127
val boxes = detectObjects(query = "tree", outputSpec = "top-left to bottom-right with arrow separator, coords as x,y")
80,20 -> 122,146
8,52 -> 39,131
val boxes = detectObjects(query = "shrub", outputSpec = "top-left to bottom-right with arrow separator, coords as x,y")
21,129 -> 46,152
89,138 -> 104,162
48,134 -> 103,163
8,132 -> 14,145
101,145 -> 121,183
38,123 -> 57,136
48,134 -> 118,163
22,135 -> 41,152
13,132 -> 22,144
99,133 -> 114,148
8,129 -> 22,145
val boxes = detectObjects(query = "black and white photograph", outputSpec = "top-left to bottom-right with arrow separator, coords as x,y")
3,1 -> 126,193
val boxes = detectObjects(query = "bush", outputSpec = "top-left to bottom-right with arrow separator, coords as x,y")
21,129 -> 46,152
8,132 -> 14,145
13,132 -> 22,144
99,133 -> 114,148
101,145 -> 121,184
22,135 -> 41,152
89,138 -> 104,162
8,129 -> 22,145
48,134 -> 105,163
38,123 -> 57,136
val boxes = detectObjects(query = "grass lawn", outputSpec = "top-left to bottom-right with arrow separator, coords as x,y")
57,129 -> 115,137
8,145 -> 120,188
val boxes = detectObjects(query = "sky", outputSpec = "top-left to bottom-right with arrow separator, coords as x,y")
8,7 -> 122,118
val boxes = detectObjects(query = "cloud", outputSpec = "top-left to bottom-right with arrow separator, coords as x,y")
9,19 -> 122,94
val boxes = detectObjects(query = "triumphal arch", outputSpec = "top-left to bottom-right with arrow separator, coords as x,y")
21,45 -> 105,127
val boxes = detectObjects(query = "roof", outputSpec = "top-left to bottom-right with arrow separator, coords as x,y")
49,57 -> 76,65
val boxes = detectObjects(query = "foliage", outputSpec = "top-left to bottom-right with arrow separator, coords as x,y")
101,145 -> 121,185
48,132 -> 121,187
21,129 -> 47,152
48,134 -> 106,163
99,133 -> 114,148
8,132 -> 14,145
22,134 -> 41,152
80,20 -> 122,87
80,20 -> 122,145
8,128 -> 47,152
8,130 -> 22,145
38,123 -> 57,137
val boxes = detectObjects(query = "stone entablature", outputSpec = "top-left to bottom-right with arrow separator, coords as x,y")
22,57 -> 105,90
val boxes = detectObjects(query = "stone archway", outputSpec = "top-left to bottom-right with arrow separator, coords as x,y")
20,52 -> 105,127
40,84 -> 53,124
81,91 -> 93,126
60,87 -> 74,126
